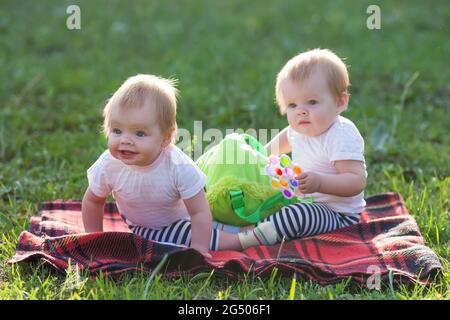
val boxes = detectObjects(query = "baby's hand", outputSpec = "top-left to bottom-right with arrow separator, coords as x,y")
200,251 -> 212,259
192,245 -> 212,259
198,250 -> 212,259
295,172 -> 322,194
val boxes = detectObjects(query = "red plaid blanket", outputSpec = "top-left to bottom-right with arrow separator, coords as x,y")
8,192 -> 443,285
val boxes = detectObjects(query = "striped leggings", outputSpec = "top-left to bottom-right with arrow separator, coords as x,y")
129,220 -> 221,250
259,202 -> 360,242
128,203 -> 360,250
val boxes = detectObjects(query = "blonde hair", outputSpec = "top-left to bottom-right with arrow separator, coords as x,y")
102,74 -> 178,137
275,48 -> 349,114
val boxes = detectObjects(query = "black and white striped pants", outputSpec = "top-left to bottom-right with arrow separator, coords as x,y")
129,220 -> 220,250
259,202 -> 360,242
128,203 -> 360,249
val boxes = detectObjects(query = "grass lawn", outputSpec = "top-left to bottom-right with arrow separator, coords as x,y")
0,0 -> 448,300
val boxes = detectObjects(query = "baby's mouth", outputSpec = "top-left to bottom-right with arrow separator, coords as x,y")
119,150 -> 138,157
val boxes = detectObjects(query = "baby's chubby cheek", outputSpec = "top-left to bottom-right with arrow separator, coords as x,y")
107,141 -> 120,158
286,116 -> 301,131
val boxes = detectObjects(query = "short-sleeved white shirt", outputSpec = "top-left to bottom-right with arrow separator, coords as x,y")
87,144 -> 206,229
287,116 -> 367,215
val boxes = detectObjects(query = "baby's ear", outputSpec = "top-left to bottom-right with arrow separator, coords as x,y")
336,92 -> 349,113
162,127 -> 177,147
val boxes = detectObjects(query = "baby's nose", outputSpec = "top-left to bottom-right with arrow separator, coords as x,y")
298,107 -> 308,115
120,135 -> 133,144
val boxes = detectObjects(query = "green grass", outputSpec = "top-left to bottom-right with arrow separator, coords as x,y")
0,0 -> 449,300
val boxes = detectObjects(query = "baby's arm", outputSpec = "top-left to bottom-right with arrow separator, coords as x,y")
82,187 -> 107,232
183,189 -> 213,258
325,160 -> 366,196
264,127 -> 292,156
297,160 -> 366,196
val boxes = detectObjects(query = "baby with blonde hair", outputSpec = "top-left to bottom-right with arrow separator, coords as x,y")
257,49 -> 367,240
82,74 -> 278,258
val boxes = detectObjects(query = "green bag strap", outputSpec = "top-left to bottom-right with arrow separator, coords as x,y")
229,189 -> 293,224
242,134 -> 268,156
229,189 -> 246,219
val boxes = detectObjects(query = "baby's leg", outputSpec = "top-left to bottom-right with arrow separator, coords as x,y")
130,219 -> 203,246
212,221 -> 241,233
212,221 -> 255,233
218,221 -> 278,250
258,203 -> 360,241
130,219 -> 278,251
131,219 -> 224,250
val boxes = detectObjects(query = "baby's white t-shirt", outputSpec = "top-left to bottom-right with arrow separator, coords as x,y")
87,144 -> 206,229
287,116 -> 367,215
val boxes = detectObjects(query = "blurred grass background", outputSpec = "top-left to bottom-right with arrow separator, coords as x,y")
0,0 -> 448,299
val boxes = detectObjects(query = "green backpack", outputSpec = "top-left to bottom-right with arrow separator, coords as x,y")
196,133 -> 297,226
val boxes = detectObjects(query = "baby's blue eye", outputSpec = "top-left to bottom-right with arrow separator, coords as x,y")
136,131 -> 146,137
308,100 -> 318,105
287,103 -> 297,109
112,128 -> 122,134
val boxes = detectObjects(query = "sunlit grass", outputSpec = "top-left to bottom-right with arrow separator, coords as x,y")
0,0 -> 448,300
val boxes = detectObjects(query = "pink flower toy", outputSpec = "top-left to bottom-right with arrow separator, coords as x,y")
265,154 -> 314,203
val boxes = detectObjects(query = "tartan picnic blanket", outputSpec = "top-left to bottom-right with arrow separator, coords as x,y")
8,192 -> 443,285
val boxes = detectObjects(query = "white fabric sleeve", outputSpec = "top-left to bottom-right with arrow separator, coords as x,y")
174,161 -> 207,200
86,152 -> 112,198
326,125 -> 365,164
